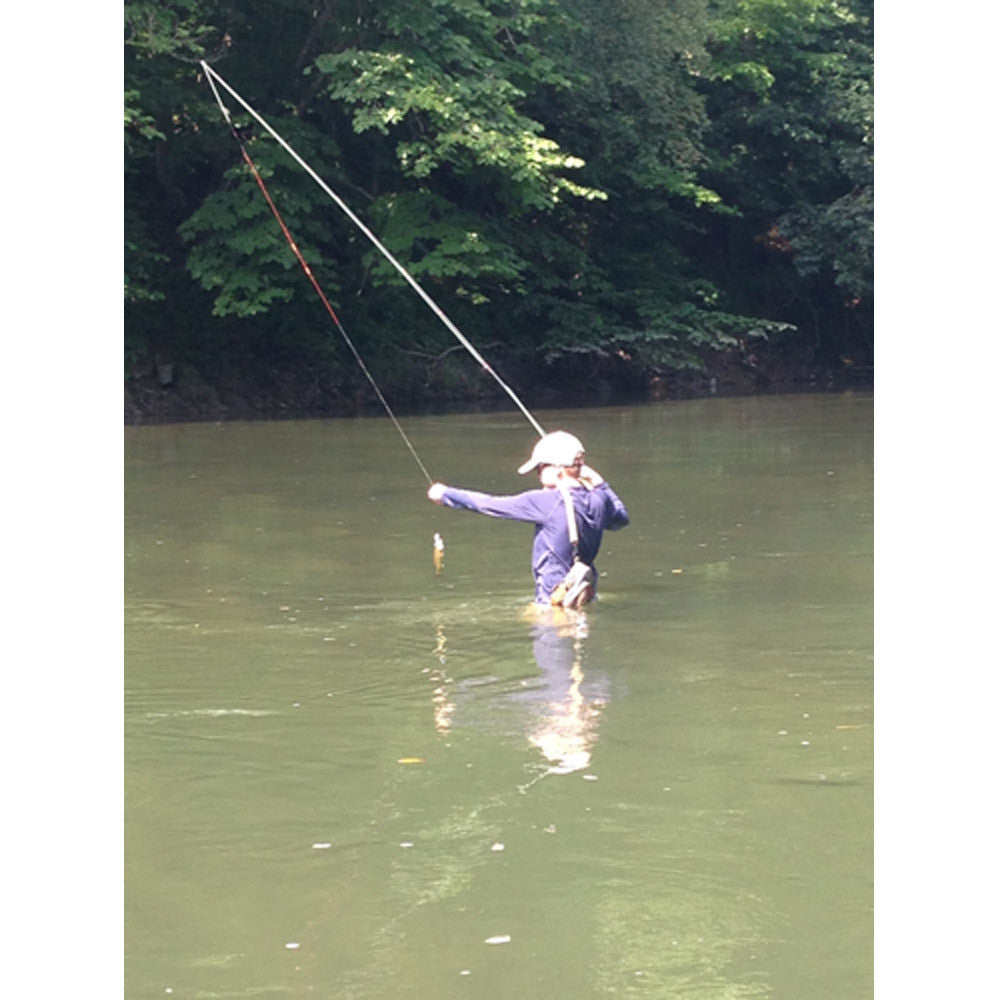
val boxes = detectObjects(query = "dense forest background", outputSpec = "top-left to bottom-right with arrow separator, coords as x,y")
124,0 -> 873,422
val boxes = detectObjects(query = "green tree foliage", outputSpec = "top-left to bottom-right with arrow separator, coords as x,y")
312,1 -> 600,210
124,0 -> 873,405
697,0 -> 873,354
124,1 -> 236,370
510,0 -> 793,378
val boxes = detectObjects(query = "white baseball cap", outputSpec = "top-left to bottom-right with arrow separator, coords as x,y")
517,430 -> 585,474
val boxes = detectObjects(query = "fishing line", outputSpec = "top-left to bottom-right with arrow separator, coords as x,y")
204,68 -> 434,482
200,60 -> 546,439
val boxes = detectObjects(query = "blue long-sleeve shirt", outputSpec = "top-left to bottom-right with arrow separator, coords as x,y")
439,481 -> 629,604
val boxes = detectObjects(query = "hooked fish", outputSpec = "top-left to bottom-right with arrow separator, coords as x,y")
433,532 -> 445,575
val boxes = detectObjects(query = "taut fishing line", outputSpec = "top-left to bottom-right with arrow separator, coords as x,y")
203,66 -> 433,482
199,61 -> 546,441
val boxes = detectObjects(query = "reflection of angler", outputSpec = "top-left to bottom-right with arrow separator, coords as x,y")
525,611 -> 605,778
425,611 -> 607,781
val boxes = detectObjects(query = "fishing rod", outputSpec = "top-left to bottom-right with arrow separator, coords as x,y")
204,67 -> 433,482
199,61 -> 546,440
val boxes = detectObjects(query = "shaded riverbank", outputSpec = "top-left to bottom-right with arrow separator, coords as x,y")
124,343 -> 872,425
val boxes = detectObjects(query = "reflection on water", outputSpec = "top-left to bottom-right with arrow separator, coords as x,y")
125,395 -> 872,999
431,607 -> 605,783
524,609 -> 603,778
429,621 -> 454,735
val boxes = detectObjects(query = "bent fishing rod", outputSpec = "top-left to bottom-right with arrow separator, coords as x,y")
200,61 -> 546,445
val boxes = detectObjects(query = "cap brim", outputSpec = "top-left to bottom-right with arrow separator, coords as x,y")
517,459 -> 538,475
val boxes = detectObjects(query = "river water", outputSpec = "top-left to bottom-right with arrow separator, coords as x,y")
124,393 -> 872,999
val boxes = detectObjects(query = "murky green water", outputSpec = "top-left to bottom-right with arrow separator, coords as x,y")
125,393 -> 872,999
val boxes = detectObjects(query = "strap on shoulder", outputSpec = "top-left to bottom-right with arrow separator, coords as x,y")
557,481 -> 580,562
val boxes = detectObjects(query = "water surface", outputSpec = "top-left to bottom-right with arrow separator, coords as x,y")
125,393 -> 873,998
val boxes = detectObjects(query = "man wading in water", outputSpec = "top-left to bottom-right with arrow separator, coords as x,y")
427,431 -> 630,608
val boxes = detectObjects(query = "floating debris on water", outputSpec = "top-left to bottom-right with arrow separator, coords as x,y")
285,942 -> 300,950
484,935 -> 511,945
312,842 -> 332,850
490,842 -> 505,852
397,757 -> 426,765
399,841 -> 414,849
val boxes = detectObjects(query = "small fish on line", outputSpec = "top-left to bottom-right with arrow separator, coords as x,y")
433,532 -> 445,575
